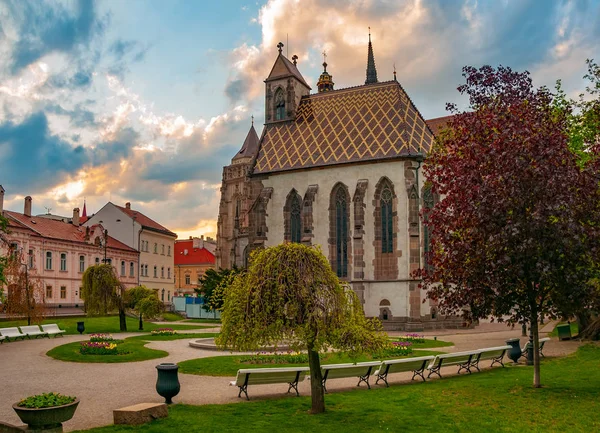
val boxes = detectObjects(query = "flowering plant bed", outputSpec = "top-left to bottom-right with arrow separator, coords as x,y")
377,341 -> 414,357
395,334 -> 426,344
89,333 -> 115,342
152,328 -> 177,336
79,341 -> 126,355
13,394 -> 79,430
17,393 -> 76,409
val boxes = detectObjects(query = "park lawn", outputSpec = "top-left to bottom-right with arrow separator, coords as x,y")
160,312 -> 186,321
46,333 -> 219,363
0,316 -> 212,334
77,345 -> 600,433
178,350 -> 442,377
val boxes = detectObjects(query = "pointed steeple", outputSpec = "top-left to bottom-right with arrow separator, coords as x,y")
233,120 -> 260,162
82,199 -> 87,218
365,28 -> 378,85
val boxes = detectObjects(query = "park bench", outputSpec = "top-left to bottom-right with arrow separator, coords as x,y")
427,350 -> 480,378
20,325 -> 49,339
374,355 -> 436,387
0,335 -> 5,344
41,324 -> 66,337
470,345 -> 511,371
520,337 -> 551,359
230,367 -> 310,400
320,361 -> 382,392
0,327 -> 27,342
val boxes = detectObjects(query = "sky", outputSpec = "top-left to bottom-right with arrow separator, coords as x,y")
0,0 -> 599,240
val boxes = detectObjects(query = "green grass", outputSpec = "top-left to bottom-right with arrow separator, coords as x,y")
0,316 -> 212,334
46,333 -> 219,363
160,312 -> 186,322
406,338 -> 454,349
179,350 -> 442,377
77,344 -> 600,433
548,321 -> 579,338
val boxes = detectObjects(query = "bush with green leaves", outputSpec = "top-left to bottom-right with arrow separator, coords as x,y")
17,393 -> 76,408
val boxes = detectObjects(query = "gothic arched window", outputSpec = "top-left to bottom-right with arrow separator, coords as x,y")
381,185 -> 393,253
332,185 -> 349,278
275,88 -> 285,120
290,194 -> 302,243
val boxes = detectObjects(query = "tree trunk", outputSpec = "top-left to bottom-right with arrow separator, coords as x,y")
307,344 -> 325,414
119,307 -> 127,332
139,312 -> 144,331
576,312 -> 591,337
530,312 -> 541,388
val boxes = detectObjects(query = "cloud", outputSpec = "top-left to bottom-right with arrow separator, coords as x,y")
4,0 -> 106,75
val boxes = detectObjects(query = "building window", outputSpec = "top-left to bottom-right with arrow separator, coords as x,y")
423,185 -> 435,271
60,286 -> 66,299
161,266 -> 164,278
167,291 -> 170,302
28,249 -> 34,269
145,264 -> 149,277
46,252 -> 53,270
140,263 -> 144,276
161,244 -> 165,255
167,267 -> 171,279
95,257 -> 100,265
46,286 -> 52,299
275,88 -> 285,120
185,274 -> 191,285
130,262 -> 135,277
331,184 -> 349,278
154,243 -> 157,254
381,185 -> 394,253
161,289 -> 165,302
285,190 -> 302,243
153,266 -> 157,278
167,246 -> 171,256
121,261 -> 126,276
60,253 -> 67,271
79,255 -> 85,273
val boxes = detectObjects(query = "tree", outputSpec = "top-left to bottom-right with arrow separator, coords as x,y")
0,214 -> 9,288
217,243 -> 387,413
81,264 -> 127,331
3,252 -> 46,325
196,267 -> 240,311
124,285 -> 163,330
418,65 -> 600,388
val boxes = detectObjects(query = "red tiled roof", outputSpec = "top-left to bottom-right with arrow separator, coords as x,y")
426,115 -> 454,136
5,211 -> 137,252
174,240 -> 215,265
115,205 -> 177,237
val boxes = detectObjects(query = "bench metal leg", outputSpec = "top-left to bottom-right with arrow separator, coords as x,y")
357,374 -> 371,389
412,369 -> 426,382
490,356 -> 505,368
237,385 -> 249,401
287,371 -> 302,396
375,373 -> 389,388
427,367 -> 442,379
470,360 -> 481,372
321,370 -> 329,394
457,363 -> 471,375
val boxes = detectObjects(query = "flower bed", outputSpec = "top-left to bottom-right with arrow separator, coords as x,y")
377,341 -> 414,357
151,328 -> 177,336
79,341 -> 120,355
395,333 -> 426,344
89,333 -> 114,342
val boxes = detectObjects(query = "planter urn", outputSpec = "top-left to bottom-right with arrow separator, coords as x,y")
13,398 -> 79,431
76,321 -> 85,335
156,363 -> 180,404
506,338 -> 521,363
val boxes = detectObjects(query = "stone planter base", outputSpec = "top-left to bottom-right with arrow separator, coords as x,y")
12,399 -> 79,432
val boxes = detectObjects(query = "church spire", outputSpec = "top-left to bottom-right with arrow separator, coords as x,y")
365,28 -> 378,85
82,199 -> 87,218
317,51 -> 334,93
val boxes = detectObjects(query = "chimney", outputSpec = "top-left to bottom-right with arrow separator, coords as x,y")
73,208 -> 80,227
125,202 -> 131,210
24,196 -> 32,217
0,185 -> 4,215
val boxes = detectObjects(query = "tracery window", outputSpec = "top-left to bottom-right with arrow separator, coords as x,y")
275,88 -> 285,120
381,185 -> 393,253
423,185 -> 435,271
331,185 -> 349,278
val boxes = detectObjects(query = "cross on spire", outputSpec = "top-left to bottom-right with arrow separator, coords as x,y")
251,115 -> 254,126
277,42 -> 284,54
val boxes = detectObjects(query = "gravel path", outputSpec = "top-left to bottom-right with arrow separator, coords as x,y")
0,323 -> 582,432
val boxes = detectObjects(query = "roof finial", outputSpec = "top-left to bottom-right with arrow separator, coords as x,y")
251,115 -> 254,126
393,63 -> 397,81
277,42 -> 284,54
292,54 -> 298,66
322,50 -> 327,71
365,28 -> 378,84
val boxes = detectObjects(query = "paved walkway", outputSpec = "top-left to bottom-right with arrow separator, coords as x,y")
0,323 -> 582,432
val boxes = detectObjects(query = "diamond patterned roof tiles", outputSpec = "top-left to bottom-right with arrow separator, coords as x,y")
254,81 -> 434,174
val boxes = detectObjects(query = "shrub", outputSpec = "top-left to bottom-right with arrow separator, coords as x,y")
17,392 -> 76,408
151,328 -> 177,336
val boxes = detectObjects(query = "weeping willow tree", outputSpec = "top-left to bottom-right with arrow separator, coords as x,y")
4,255 -> 47,325
81,264 -> 127,331
217,243 -> 388,414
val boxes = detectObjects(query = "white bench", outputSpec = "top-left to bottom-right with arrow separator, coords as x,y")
320,361 -> 382,392
41,324 -> 66,337
521,337 -> 551,359
0,327 -> 27,342
374,355 -> 436,387
20,325 -> 49,339
427,350 -> 480,378
230,367 -> 310,400
0,335 -> 5,344
470,345 -> 511,371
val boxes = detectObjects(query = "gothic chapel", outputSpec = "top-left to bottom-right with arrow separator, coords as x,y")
216,37 -> 458,330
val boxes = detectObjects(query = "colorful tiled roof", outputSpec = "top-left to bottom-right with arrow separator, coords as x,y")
115,205 -> 177,237
174,240 -> 215,265
5,211 -> 137,252
253,81 -> 434,174
426,115 -> 454,136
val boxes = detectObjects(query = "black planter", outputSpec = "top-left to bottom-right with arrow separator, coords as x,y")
13,398 -> 80,430
156,363 -> 180,404
76,321 -> 85,335
506,338 -> 521,363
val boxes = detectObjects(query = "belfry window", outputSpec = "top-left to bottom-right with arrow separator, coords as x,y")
381,186 -> 393,253
275,88 -> 285,120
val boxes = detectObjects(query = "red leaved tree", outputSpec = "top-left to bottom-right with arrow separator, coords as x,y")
418,65 -> 600,388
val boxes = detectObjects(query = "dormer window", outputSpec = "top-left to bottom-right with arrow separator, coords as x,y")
275,88 -> 285,120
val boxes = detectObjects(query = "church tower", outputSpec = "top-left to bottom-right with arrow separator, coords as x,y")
317,57 -> 334,93
264,42 -> 311,124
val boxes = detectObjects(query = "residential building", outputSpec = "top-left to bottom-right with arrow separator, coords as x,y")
0,192 -> 138,307
84,202 -> 177,303
174,236 -> 216,296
